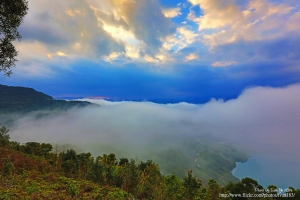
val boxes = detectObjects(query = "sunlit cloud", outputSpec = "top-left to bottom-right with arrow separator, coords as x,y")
184,0 -> 300,74
163,26 -> 199,52
189,0 -> 299,48
189,0 -> 241,30
212,61 -> 237,67
155,54 -> 167,62
124,45 -> 140,59
185,53 -> 199,61
144,55 -> 159,63
101,23 -> 138,45
10,0 -> 299,73
286,12 -> 300,32
65,9 -> 82,17
4,0 -> 299,95
47,54 -> 52,59
16,0 -> 175,67
19,0 -> 124,60
162,7 -> 181,18
56,51 -> 67,57
103,52 -> 125,63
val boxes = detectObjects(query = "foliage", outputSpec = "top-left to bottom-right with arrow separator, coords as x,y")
0,124 -> 9,146
67,181 -> 80,198
0,0 -> 29,76
0,126 -> 299,199
2,156 -> 14,177
182,170 -> 202,199
21,142 -> 53,157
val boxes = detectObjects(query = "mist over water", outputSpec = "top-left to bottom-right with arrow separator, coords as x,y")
232,154 -> 300,189
7,83 -> 300,188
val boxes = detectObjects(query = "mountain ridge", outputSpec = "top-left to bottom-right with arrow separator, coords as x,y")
0,84 -> 92,114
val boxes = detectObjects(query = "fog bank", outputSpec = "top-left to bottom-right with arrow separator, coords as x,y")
8,83 -> 300,188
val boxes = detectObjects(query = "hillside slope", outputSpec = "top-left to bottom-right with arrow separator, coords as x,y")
0,136 -> 298,199
0,84 -> 92,114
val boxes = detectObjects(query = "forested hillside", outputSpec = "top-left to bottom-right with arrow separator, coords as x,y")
0,84 -> 92,114
0,126 -> 299,199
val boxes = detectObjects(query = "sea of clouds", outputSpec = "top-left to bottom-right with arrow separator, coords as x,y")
8,83 -> 300,188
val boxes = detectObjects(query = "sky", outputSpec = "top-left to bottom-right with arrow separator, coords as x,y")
1,0 -> 300,102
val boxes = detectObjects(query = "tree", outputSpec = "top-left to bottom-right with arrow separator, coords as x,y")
60,149 -> 78,176
207,179 -> 221,200
0,124 -> 10,146
225,177 -> 263,200
182,170 -> 202,199
21,142 -> 53,157
0,0 -> 28,76
163,174 -> 183,199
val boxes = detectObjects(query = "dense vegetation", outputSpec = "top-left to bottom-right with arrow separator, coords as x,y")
0,125 -> 299,199
0,84 -> 92,114
0,0 -> 28,76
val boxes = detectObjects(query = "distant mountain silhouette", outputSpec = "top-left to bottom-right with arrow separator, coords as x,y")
0,84 -> 92,114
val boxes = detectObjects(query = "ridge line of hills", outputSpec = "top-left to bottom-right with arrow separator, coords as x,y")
0,84 -> 93,114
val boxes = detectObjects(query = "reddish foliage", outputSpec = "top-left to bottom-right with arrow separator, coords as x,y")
0,147 -> 50,173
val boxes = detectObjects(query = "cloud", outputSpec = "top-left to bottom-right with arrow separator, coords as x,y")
212,61 -> 237,67
162,7 -> 182,18
184,0 -> 300,71
19,0 -> 124,57
56,52 -> 67,57
162,26 -> 199,53
286,11 -> 300,32
104,0 -> 175,50
144,55 -> 159,63
189,0 -> 241,30
185,53 -> 199,61
188,0 -> 299,48
6,83 -> 300,187
210,33 -> 300,66
15,0 -> 176,74
8,0 -> 300,79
